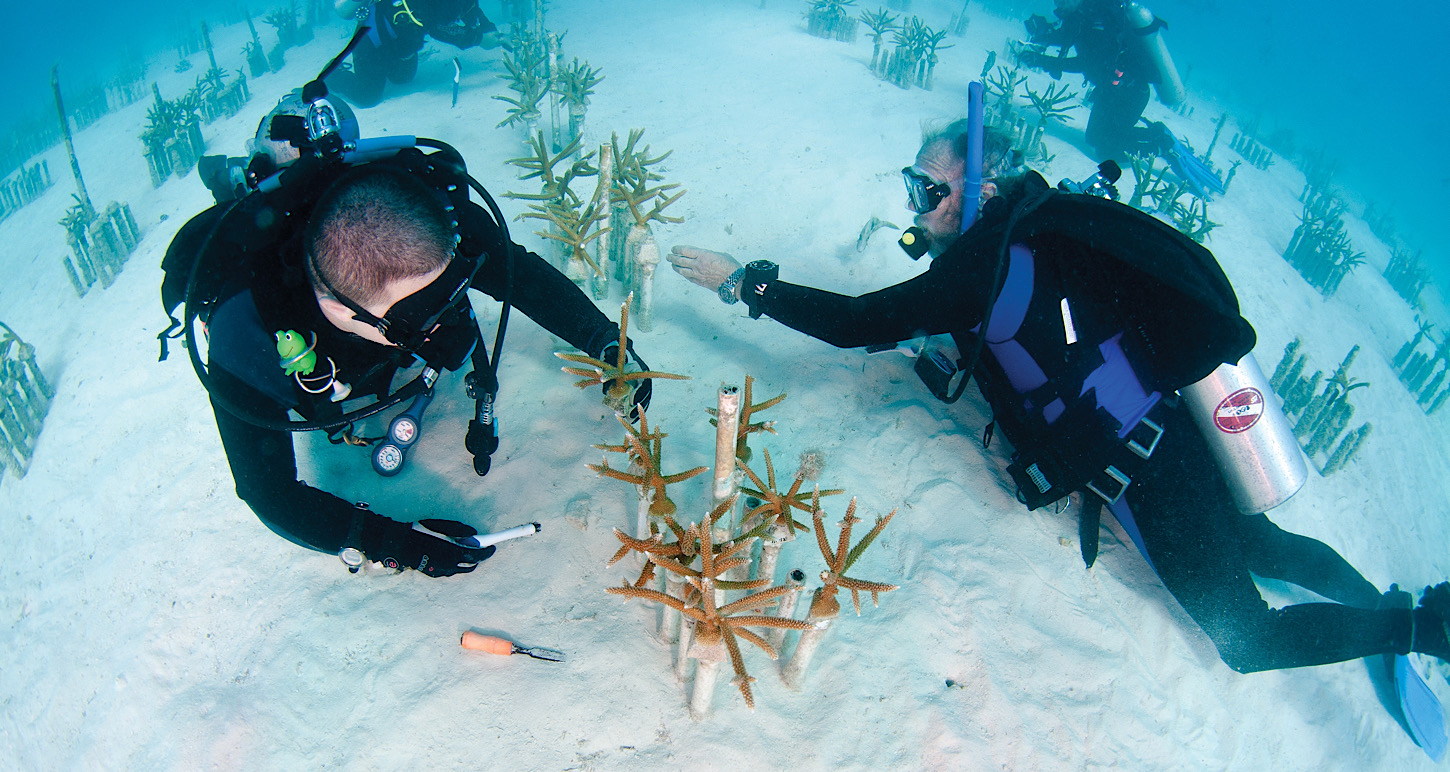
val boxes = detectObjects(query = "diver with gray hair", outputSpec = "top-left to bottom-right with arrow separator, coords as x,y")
666,116 -> 1450,676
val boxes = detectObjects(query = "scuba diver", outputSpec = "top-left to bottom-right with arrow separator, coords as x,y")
327,0 -> 499,107
664,115 -> 1450,676
1016,0 -> 1221,198
162,40 -> 651,578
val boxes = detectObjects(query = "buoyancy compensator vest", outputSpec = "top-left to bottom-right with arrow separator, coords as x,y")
157,26 -> 513,475
950,173 -> 1255,511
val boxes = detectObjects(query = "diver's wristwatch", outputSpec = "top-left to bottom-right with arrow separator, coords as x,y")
718,268 -> 745,305
741,260 -> 778,319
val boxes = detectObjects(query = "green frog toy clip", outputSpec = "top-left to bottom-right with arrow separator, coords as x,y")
276,330 -> 352,401
276,330 -> 317,375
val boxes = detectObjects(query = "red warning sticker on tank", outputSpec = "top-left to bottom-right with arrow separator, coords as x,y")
1214,387 -> 1264,434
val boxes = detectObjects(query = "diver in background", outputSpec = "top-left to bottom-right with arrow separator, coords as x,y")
665,120 -> 1450,674
1019,0 -> 1186,163
327,0 -> 499,107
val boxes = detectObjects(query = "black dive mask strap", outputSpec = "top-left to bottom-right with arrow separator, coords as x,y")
308,254 -> 391,334
307,249 -> 477,354
380,252 -> 475,347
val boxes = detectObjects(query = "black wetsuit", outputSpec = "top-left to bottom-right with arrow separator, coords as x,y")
168,185 -> 620,561
1030,0 -> 1163,162
743,182 -> 1413,673
327,0 -> 495,108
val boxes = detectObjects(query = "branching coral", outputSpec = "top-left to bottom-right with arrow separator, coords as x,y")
556,293 -> 689,412
507,132 -> 608,274
1025,81 -> 1077,126
494,43 -> 550,128
554,57 -> 604,109
736,447 -> 843,538
859,8 -> 899,70
808,496 -> 899,616
607,495 -> 813,708
507,132 -> 596,200
610,129 -> 685,228
589,409 -> 706,517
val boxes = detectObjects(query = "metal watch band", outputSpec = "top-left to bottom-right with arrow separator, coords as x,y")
718,267 -> 745,305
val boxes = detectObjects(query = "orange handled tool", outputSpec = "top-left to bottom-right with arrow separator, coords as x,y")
460,631 -> 565,662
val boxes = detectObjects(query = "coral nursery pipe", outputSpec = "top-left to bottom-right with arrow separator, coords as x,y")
712,385 -> 741,505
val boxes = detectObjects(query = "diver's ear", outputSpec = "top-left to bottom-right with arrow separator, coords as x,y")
315,294 -> 355,324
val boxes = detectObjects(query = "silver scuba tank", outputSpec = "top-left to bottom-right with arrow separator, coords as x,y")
1180,353 -> 1307,513
1125,3 -> 1187,108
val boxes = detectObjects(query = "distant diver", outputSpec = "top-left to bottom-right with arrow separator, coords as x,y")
1016,0 -> 1221,197
327,0 -> 500,107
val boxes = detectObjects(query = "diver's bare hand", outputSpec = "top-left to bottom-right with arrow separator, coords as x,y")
667,245 -> 744,295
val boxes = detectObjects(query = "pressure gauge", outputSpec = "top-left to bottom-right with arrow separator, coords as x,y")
372,443 -> 405,476
390,416 -> 420,446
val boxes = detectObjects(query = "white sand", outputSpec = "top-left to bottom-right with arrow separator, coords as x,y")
1,1 -> 1446,769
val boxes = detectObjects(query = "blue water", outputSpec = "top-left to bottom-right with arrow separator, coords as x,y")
1156,0 -> 1450,289
4,1 -> 1445,290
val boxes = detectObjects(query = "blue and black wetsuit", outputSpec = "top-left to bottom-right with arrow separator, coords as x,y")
738,178 -> 1413,673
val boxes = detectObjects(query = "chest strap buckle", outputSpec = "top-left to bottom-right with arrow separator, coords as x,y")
1125,416 -> 1163,460
1086,465 -> 1131,506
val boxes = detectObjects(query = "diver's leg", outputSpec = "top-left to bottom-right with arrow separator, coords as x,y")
325,40 -> 388,108
1126,405 -> 1412,672
387,50 -> 419,85
1084,82 -> 1149,162
1237,514 -> 1383,608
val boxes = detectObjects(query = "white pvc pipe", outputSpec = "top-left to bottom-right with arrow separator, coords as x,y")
713,385 -> 741,507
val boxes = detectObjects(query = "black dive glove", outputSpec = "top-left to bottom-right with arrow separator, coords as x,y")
1017,51 -> 1062,79
430,4 -> 495,49
362,516 -> 495,577
600,343 -> 653,421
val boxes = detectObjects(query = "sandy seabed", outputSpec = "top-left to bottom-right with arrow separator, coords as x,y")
1,1 -> 1446,769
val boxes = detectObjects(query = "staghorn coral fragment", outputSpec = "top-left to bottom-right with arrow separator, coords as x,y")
587,410 -> 705,516
809,498 -> 900,617
557,293 -> 689,411
738,448 -> 844,537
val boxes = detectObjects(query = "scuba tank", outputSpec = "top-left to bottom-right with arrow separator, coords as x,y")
1125,3 -> 1186,107
1180,353 -> 1308,513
